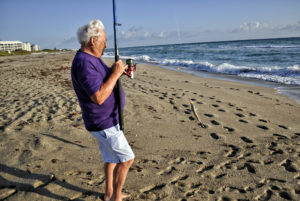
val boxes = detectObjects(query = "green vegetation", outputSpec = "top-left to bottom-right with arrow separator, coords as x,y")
0,48 -> 73,56
0,51 -> 10,56
0,49 -> 31,56
37,48 -> 72,53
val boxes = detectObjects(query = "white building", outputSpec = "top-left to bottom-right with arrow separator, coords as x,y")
22,42 -> 31,51
31,44 -> 40,51
0,41 -> 32,52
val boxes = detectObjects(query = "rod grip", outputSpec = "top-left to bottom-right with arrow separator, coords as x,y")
117,79 -> 124,130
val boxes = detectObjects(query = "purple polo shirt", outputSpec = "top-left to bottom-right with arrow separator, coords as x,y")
71,51 -> 125,131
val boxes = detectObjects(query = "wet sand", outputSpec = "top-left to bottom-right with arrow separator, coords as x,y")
0,52 -> 299,200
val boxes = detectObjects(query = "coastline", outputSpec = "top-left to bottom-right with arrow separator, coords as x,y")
159,64 -> 300,104
0,53 -> 299,200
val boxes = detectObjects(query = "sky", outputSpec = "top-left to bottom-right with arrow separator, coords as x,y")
1,0 -> 300,49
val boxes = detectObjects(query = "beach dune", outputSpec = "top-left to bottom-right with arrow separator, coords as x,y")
0,53 -> 299,200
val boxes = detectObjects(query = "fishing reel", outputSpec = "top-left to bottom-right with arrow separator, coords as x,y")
124,59 -> 137,79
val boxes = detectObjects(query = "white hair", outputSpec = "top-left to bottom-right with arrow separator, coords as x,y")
77,19 -> 105,45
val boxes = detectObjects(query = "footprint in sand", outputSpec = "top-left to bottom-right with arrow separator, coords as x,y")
139,183 -> 166,194
157,166 -> 176,175
220,196 -> 231,201
256,189 -> 273,200
235,113 -> 245,118
292,133 -> 300,140
208,189 -> 215,194
244,163 -> 256,174
271,149 -> 284,155
236,107 -> 243,111
278,125 -> 288,130
197,165 -> 214,174
210,133 -> 220,140
218,109 -> 226,112
259,119 -> 268,123
204,113 -> 214,118
173,106 -> 179,111
169,99 -> 175,105
257,125 -> 269,130
281,159 -> 297,173
279,191 -> 293,200
249,112 -> 256,116
184,110 -> 192,115
189,116 -> 195,121
239,119 -> 248,123
131,165 -> 143,173
170,175 -> 189,185
273,133 -> 288,140
215,173 -> 227,179
211,120 -> 220,125
240,136 -> 253,143
225,144 -> 240,157
198,122 -> 208,128
168,157 -> 185,165
224,126 -> 235,132
19,149 -> 32,163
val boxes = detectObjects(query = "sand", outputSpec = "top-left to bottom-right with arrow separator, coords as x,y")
0,52 -> 299,201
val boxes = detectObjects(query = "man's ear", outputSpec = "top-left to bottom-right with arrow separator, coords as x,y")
90,36 -> 96,47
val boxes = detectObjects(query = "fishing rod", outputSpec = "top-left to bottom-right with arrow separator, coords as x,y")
112,0 -> 137,131
112,0 -> 124,131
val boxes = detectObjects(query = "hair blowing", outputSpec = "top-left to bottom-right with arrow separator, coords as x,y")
77,19 -> 105,46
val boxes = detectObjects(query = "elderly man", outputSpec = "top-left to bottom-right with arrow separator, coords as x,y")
71,19 -> 134,201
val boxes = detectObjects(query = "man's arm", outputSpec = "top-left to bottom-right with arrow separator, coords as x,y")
90,60 -> 127,105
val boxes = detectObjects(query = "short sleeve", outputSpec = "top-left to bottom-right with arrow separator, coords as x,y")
77,61 -> 103,97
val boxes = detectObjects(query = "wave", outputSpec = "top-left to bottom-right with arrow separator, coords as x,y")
245,45 -> 300,49
103,53 -> 300,85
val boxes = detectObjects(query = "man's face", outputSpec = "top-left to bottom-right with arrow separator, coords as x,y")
94,29 -> 107,57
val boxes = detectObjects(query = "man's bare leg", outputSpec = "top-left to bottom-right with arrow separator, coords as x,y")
111,159 -> 134,201
104,163 -> 117,201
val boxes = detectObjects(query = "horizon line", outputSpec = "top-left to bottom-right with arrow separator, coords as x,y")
114,36 -> 300,49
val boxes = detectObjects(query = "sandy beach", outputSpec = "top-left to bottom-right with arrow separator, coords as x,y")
0,52 -> 299,201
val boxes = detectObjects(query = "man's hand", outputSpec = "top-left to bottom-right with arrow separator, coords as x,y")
112,60 -> 128,78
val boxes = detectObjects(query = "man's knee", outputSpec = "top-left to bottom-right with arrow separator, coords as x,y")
120,158 -> 134,168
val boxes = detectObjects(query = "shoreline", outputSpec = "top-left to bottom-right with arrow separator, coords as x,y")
0,53 -> 299,200
104,56 -> 300,104
162,64 -> 300,104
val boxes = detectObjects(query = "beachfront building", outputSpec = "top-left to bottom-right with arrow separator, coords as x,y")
22,42 -> 31,51
31,44 -> 40,51
0,41 -> 32,52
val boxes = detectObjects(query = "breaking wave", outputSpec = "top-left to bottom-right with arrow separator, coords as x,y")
103,52 -> 300,85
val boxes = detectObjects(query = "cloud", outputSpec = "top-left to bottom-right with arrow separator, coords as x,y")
117,26 -> 172,41
108,20 -> 300,47
109,26 -> 180,46
232,21 -> 269,33
118,26 -> 144,40
231,21 -> 300,35
278,21 -> 300,32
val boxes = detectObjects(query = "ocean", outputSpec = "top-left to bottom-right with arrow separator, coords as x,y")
104,37 -> 300,102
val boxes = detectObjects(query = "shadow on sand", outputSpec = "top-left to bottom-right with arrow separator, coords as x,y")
0,163 -> 103,200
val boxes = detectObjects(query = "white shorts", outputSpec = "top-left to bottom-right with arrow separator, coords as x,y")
89,124 -> 135,163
